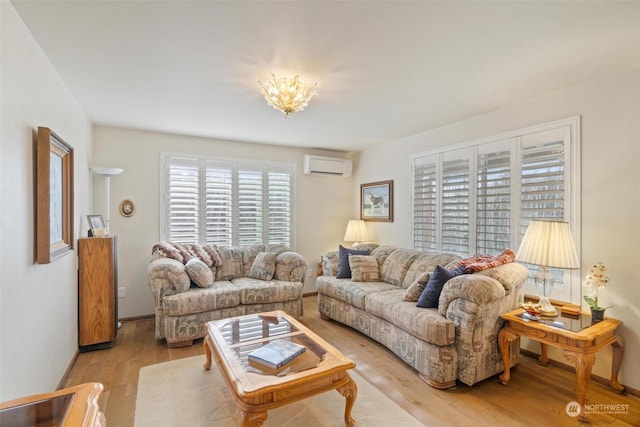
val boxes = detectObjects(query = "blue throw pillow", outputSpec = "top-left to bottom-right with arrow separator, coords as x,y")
416,265 -> 467,308
336,245 -> 370,278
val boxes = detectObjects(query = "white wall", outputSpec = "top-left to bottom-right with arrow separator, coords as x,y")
354,67 -> 640,391
0,3 -> 92,401
92,126 -> 353,318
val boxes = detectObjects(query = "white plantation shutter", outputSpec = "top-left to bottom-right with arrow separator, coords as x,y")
411,117 -> 580,303
166,157 -> 200,243
268,169 -> 293,245
441,151 -> 470,257
476,141 -> 512,255
412,156 -> 438,251
162,154 -> 294,248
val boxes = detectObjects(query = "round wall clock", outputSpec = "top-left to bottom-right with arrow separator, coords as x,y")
119,199 -> 135,217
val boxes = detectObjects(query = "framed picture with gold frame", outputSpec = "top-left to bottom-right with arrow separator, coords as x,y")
36,127 -> 74,264
86,215 -> 106,237
119,199 -> 135,217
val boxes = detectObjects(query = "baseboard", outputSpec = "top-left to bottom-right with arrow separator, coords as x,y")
520,349 -> 639,398
57,349 -> 79,390
118,314 -> 154,321
303,291 -> 318,297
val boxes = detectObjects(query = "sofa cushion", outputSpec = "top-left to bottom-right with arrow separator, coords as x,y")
370,245 -> 398,267
242,244 -> 265,276
336,245 -> 370,278
215,246 -> 245,280
417,265 -> 467,308
403,272 -> 431,302
249,252 -> 277,280
379,248 -> 420,286
147,258 -> 191,296
185,258 -> 214,288
365,289 -> 456,346
232,278 -> 303,304
162,281 -> 240,316
322,250 -> 339,276
316,276 -> 397,310
349,255 -> 380,282
402,253 -> 462,288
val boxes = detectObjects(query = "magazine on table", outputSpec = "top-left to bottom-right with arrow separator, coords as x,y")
247,339 -> 306,370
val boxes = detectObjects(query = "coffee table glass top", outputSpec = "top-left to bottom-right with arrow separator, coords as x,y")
0,393 -> 73,427
216,313 -> 325,376
517,311 -> 598,333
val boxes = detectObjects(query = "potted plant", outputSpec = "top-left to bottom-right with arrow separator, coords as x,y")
583,262 -> 609,322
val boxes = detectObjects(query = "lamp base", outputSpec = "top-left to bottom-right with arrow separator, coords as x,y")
537,296 -> 557,316
535,267 -> 557,316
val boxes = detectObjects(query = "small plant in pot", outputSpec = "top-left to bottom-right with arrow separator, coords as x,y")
583,262 -> 609,322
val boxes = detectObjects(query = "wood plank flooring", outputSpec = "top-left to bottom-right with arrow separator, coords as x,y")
63,296 -> 639,426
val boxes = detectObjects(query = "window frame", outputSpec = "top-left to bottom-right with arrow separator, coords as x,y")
410,116 -> 581,304
159,152 -> 297,249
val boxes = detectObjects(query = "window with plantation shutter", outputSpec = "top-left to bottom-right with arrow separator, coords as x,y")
162,154 -> 295,248
411,117 -> 581,304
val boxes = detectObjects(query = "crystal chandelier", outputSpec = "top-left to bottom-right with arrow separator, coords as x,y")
258,74 -> 318,118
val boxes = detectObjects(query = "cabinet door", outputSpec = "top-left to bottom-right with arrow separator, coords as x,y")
78,237 -> 116,347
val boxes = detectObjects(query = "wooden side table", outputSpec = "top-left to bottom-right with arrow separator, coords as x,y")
0,382 -> 106,426
498,308 -> 624,421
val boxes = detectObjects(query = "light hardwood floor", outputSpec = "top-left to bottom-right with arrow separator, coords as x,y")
64,295 -> 639,426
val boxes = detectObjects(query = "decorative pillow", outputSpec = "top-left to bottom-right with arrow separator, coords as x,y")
336,245 -> 370,278
348,255 -> 380,282
249,252 -> 278,281
403,271 -> 431,302
448,249 -> 516,273
416,265 -> 466,308
184,257 -> 214,288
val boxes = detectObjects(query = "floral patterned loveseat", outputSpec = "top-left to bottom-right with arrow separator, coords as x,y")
316,244 -> 528,389
147,242 -> 306,347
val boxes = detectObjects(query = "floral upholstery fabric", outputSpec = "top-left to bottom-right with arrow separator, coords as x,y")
348,255 -> 380,282
322,251 -> 339,276
148,243 -> 307,346
184,257 -> 214,288
316,245 -> 526,388
403,272 -> 431,302
249,252 -> 277,280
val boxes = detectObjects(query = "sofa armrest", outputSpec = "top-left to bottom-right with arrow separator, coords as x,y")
274,251 -> 307,283
147,258 -> 190,307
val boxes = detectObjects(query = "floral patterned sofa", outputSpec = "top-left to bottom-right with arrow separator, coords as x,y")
316,244 -> 528,389
147,242 -> 307,347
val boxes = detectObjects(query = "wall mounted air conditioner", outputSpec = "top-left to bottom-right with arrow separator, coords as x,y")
303,155 -> 352,177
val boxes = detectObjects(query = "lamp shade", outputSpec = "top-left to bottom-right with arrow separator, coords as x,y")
516,220 -> 579,269
91,167 -> 124,176
344,220 -> 369,243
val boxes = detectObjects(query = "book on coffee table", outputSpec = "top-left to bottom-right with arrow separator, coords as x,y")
247,339 -> 306,370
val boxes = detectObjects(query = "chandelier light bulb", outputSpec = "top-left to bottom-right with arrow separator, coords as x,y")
258,74 -> 318,118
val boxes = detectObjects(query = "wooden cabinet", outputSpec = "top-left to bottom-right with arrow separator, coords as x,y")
78,236 -> 118,351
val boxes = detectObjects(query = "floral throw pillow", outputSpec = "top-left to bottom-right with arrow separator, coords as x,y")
348,255 -> 380,282
250,252 -> 278,281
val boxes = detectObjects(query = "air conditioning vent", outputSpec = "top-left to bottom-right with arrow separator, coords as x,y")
303,155 -> 352,177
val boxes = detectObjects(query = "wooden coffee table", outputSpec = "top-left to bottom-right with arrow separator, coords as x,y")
203,310 -> 357,427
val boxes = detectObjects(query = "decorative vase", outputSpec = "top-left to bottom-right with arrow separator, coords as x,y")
590,307 -> 606,322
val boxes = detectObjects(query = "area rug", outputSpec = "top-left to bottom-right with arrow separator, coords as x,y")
134,356 -> 423,426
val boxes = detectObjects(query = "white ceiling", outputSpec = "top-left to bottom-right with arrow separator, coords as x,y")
11,1 -> 640,152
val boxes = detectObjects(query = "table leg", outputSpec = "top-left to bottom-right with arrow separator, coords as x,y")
538,343 -> 549,366
611,335 -> 625,393
563,349 -> 596,422
239,409 -> 268,427
498,328 -> 517,385
336,374 -> 358,427
203,336 -> 212,371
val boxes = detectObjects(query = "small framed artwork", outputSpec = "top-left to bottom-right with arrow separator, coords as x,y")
36,127 -> 74,264
87,215 -> 106,237
361,180 -> 394,222
119,199 -> 135,217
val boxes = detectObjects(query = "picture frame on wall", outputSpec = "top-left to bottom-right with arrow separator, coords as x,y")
360,180 -> 393,222
87,214 -> 106,237
36,127 -> 74,264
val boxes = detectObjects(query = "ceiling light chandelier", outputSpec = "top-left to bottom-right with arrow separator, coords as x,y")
258,74 -> 318,119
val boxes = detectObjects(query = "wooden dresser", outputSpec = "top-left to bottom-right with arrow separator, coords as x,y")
78,236 -> 118,351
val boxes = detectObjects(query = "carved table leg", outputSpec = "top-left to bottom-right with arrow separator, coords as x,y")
498,328 -> 516,385
203,336 -> 212,370
336,374 -> 358,427
538,343 -> 549,366
239,409 -> 268,427
611,335 -> 625,393
563,349 -> 596,422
